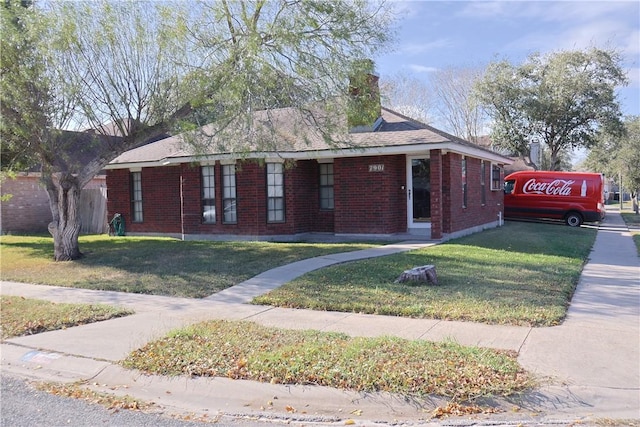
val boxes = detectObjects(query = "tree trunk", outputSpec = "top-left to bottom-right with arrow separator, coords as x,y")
45,173 -> 83,261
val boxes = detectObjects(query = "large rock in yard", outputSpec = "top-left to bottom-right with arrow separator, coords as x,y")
395,265 -> 438,285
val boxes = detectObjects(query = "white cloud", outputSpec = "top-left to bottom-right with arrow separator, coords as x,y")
457,1 -> 510,18
526,1 -> 636,24
506,19 -> 629,54
400,38 -> 453,55
459,1 -> 636,24
408,64 -> 439,73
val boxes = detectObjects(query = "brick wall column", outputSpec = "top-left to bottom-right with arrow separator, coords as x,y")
429,150 -> 443,239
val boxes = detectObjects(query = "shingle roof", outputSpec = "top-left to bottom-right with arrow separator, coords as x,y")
107,107 -> 512,168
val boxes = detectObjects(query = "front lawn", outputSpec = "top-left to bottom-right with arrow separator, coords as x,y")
0,235 -> 376,298
254,222 -> 597,327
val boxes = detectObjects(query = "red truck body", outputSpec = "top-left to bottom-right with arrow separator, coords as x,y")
503,171 -> 606,226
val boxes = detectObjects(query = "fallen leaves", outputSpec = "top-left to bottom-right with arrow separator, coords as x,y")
35,381 -> 155,412
432,402 -> 502,418
122,320 -> 532,401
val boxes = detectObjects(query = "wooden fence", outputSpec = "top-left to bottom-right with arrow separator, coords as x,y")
79,187 -> 108,234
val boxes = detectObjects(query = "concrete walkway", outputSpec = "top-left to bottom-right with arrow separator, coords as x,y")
1,209 -> 638,425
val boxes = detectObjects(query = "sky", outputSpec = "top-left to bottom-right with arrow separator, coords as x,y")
374,0 -> 640,128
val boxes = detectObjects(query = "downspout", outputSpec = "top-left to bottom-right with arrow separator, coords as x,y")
180,174 -> 185,241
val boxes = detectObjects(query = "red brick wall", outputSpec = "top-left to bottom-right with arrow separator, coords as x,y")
288,160 -> 334,233
106,169 -> 131,229
106,152 -> 502,239
180,164 -> 203,234
334,155 -> 406,234
440,153 -> 503,236
144,166 -> 183,233
429,150 -> 443,239
107,161 -> 334,236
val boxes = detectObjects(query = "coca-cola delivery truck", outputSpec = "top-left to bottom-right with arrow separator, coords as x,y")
503,171 -> 606,226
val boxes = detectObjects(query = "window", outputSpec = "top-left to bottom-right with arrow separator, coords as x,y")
222,164 -> 237,224
267,163 -> 285,222
491,164 -> 502,190
131,171 -> 143,222
504,179 -> 515,194
461,157 -> 467,208
319,163 -> 334,210
481,161 -> 486,205
202,165 -> 216,223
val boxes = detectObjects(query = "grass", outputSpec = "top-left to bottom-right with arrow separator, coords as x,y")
620,211 -> 640,254
3,224 -> 591,407
0,295 -> 132,339
122,319 -> 532,402
0,235 -> 376,298
254,221 -> 597,327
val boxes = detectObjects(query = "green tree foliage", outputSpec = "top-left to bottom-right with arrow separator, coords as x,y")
347,59 -> 381,128
2,0 -> 394,260
1,0 -> 51,172
175,0 -> 394,147
619,117 -> 640,196
476,48 -> 627,170
584,116 -> 640,200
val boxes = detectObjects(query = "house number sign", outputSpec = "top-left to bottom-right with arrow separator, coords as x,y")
369,164 -> 384,172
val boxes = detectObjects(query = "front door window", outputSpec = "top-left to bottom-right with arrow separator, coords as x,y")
412,159 -> 431,222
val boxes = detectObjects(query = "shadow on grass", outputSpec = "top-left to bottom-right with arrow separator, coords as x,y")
1,236 -> 378,298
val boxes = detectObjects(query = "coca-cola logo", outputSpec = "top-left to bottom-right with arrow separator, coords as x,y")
522,178 -> 575,196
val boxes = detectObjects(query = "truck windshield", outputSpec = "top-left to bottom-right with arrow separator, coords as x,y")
504,180 -> 515,194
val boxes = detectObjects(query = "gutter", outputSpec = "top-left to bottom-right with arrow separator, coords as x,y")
104,142 -> 513,170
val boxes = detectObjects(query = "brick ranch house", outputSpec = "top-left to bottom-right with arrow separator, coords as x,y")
105,103 -> 512,241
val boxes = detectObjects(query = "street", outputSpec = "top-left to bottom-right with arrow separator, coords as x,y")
0,373 -> 271,427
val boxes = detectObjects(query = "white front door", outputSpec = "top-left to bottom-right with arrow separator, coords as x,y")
406,156 -> 431,230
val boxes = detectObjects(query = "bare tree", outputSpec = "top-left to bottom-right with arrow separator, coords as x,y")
430,65 -> 488,142
379,70 -> 433,123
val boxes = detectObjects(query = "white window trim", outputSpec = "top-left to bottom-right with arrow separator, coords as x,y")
491,163 -> 503,191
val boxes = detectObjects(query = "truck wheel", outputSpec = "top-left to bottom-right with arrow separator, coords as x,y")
565,212 -> 583,227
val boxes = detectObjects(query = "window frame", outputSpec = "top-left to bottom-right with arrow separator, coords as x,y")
319,162 -> 334,210
130,171 -> 143,222
461,157 -> 468,208
491,164 -> 503,191
481,160 -> 487,205
201,165 -> 216,224
222,164 -> 237,224
266,162 -> 285,223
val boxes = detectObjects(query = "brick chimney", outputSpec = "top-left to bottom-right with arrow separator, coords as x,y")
348,59 -> 382,132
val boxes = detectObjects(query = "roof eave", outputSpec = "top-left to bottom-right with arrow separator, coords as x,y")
104,142 -> 513,170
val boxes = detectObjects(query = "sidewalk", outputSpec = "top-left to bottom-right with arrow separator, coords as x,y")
2,210 -> 639,425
